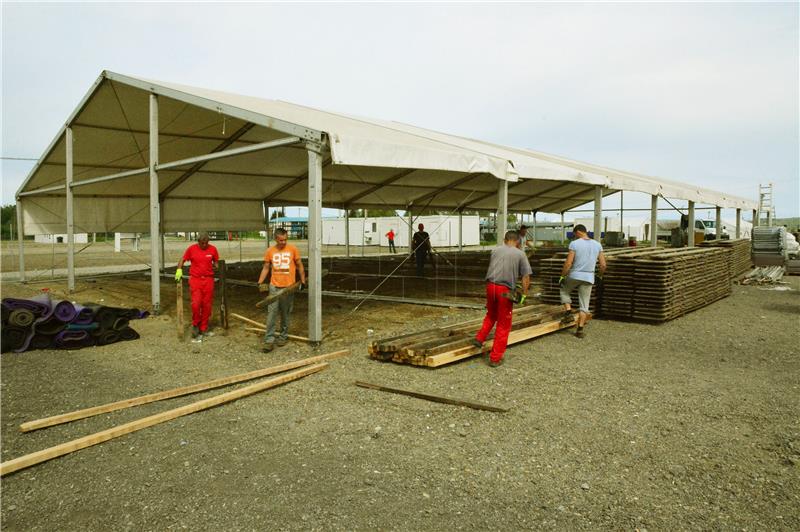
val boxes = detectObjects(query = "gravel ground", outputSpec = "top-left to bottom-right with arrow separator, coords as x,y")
1,276 -> 798,530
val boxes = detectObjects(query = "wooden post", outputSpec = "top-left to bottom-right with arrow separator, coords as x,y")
218,259 -> 228,329
176,276 -> 184,340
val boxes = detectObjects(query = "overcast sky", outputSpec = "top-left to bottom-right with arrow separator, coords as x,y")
2,2 -> 798,220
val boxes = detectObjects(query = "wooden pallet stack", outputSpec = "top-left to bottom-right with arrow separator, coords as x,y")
369,304 -> 575,367
698,239 -> 751,277
540,247 -> 733,322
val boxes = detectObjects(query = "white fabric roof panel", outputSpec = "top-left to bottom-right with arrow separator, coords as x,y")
16,70 -> 756,235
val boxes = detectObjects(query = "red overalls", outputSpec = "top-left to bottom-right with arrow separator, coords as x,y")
182,243 -> 219,332
476,282 -> 514,363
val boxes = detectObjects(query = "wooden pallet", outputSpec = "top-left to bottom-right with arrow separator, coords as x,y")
369,304 -> 575,367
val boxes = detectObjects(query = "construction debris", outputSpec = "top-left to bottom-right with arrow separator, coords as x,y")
355,381 -> 509,412
740,266 -> 786,285
369,304 -> 575,367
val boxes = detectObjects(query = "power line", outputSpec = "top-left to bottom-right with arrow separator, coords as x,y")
1,157 -> 38,161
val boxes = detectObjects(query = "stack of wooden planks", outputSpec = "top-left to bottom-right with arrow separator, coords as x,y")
540,247 -> 733,322
369,303 -> 575,367
698,238 -> 751,277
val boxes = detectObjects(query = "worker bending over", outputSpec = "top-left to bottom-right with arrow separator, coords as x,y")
176,232 -> 219,341
258,228 -> 306,352
559,224 -> 607,338
473,230 -> 531,367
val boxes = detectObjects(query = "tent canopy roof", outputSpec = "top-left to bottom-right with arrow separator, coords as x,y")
17,70 -> 755,234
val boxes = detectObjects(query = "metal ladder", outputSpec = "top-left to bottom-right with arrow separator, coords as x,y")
756,183 -> 775,227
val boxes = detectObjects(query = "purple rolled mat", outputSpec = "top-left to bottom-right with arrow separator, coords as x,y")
2,296 -> 50,316
71,304 -> 95,325
54,330 -> 95,350
28,293 -> 55,318
52,300 -> 78,323
13,329 -> 35,353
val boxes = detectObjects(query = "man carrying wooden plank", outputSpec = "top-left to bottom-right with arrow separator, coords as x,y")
559,224 -> 606,338
257,228 -> 306,352
176,232 -> 219,342
473,230 -> 532,367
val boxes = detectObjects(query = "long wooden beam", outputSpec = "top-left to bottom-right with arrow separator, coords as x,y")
355,381 -> 509,413
2,363 -> 328,476
19,350 -> 349,433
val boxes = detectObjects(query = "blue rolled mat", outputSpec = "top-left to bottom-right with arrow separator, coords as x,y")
65,322 -> 100,331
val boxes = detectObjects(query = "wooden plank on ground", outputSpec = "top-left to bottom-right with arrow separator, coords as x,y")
424,320 -> 575,367
2,363 -> 328,477
355,381 -> 508,412
19,350 -> 348,433
242,327 -> 311,343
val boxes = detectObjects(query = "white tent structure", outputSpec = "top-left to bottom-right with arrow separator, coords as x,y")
15,71 -> 758,343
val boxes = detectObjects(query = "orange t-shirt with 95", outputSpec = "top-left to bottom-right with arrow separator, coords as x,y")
265,244 -> 300,288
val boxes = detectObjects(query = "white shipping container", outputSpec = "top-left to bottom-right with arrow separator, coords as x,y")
322,215 -> 480,247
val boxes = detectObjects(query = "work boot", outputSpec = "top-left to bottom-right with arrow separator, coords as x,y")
262,342 -> 274,353
560,311 -> 575,325
489,358 -> 503,368
575,327 -> 585,339
275,337 -> 288,347
191,326 -> 200,338
470,339 -> 483,349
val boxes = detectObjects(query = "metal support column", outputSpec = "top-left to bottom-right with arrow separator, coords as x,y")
497,180 -> 508,240
650,194 -> 658,247
159,199 -> 166,271
149,94 -> 161,313
65,127 -> 75,292
752,209 -> 758,228
619,190 -> 624,238
307,143 -> 323,344
532,211 -> 537,248
344,209 -> 350,257
593,186 -> 603,242
16,198 -> 25,282
407,209 -> 413,253
458,210 -> 463,252
687,200 -> 695,248
735,208 -> 741,238
560,212 -> 566,242
715,206 -> 722,240
263,200 -> 270,248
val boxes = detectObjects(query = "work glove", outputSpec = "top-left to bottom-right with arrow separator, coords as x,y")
258,283 -> 269,293
174,269 -> 183,282
518,293 -> 527,305
558,276 -> 565,287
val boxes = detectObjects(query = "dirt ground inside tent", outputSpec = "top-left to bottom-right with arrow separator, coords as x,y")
1,273 -> 798,531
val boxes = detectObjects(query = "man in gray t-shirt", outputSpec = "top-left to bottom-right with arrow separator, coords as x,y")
475,230 -> 532,367
559,224 -> 606,338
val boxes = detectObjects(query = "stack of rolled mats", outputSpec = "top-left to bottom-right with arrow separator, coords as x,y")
1,293 -> 149,353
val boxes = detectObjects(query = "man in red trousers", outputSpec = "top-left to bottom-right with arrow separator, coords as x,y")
473,230 -> 531,367
176,232 -> 219,341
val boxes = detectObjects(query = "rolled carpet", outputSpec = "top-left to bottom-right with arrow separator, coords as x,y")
2,296 -> 51,317
53,300 -> 78,322
8,309 -> 35,328
119,327 -> 140,341
32,315 -> 66,336
30,334 -> 54,350
1,326 -> 28,353
112,317 -> 130,331
94,330 -> 121,346
1,302 -> 10,324
65,322 -> 100,331
54,330 -> 95,350
71,304 -> 95,325
13,329 -> 35,353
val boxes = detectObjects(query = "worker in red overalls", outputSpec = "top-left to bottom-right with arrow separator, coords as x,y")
176,232 -> 219,341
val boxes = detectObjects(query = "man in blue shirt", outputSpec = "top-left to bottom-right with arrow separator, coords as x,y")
559,224 -> 606,338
